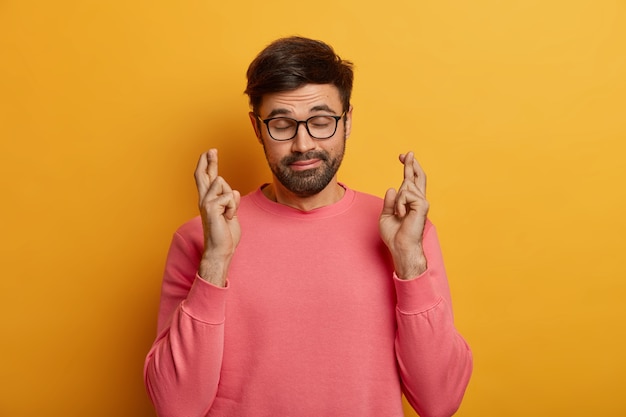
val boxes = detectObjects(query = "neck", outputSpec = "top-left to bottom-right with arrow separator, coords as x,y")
262,180 -> 345,211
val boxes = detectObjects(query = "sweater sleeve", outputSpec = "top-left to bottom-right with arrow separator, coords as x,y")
394,221 -> 473,417
144,227 -> 228,417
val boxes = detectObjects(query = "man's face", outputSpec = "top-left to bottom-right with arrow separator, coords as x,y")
250,84 -> 352,198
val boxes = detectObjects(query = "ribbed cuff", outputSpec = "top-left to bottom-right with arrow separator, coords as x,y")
394,269 -> 440,314
181,274 -> 228,324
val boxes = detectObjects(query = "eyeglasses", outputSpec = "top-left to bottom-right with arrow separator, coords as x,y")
256,112 -> 345,141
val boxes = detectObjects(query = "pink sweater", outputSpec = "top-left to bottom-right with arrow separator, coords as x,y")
144,187 -> 472,417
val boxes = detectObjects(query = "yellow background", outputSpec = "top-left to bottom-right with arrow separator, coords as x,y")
1,1 -> 625,416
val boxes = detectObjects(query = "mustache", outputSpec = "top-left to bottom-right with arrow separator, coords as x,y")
282,150 -> 329,165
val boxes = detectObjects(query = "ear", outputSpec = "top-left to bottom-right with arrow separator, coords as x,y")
248,112 -> 263,143
344,106 -> 353,139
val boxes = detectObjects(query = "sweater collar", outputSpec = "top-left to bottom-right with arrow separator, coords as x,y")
249,183 -> 355,219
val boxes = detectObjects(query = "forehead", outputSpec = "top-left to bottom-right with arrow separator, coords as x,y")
259,84 -> 342,117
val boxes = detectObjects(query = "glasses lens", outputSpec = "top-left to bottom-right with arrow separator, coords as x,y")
307,116 -> 338,139
267,118 -> 297,140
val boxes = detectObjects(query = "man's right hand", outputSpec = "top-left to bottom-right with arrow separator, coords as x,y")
194,149 -> 241,287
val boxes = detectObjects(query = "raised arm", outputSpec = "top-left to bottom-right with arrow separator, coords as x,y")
144,149 -> 241,417
380,152 -> 472,417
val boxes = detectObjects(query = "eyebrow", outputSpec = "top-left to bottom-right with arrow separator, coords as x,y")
265,104 -> 338,119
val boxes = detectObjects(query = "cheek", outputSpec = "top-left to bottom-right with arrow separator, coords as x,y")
326,138 -> 345,154
262,140 -> 288,162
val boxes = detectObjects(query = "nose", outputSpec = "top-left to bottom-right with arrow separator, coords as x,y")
290,122 -> 316,153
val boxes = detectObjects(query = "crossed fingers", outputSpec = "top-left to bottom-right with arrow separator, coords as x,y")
395,151 -> 428,218
194,149 -> 215,204
194,149 -> 239,219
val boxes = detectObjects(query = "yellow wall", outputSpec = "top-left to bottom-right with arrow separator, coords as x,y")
1,1 -> 625,416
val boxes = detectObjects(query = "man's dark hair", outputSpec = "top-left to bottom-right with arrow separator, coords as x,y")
245,36 -> 354,114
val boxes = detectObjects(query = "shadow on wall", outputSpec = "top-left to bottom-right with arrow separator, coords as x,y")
214,122 -> 270,197
178,111 -> 269,198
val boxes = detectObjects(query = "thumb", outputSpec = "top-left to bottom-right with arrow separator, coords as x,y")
381,188 -> 397,217
224,190 -> 241,220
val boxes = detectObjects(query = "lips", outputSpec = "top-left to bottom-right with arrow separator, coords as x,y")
289,159 -> 322,171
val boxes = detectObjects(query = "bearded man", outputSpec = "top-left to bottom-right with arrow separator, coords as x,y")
144,36 -> 473,417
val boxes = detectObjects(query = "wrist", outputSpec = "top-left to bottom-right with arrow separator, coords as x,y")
198,255 -> 232,287
394,253 -> 428,280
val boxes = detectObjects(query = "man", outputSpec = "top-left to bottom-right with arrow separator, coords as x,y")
144,36 -> 472,417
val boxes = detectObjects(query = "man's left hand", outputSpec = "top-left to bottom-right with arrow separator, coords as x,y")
379,151 -> 430,279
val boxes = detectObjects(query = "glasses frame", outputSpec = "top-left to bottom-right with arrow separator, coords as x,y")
255,112 -> 346,141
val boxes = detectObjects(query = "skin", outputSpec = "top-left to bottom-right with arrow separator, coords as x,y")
194,84 -> 429,287
250,84 -> 351,211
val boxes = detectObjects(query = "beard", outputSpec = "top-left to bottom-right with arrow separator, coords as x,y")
264,139 -> 346,198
